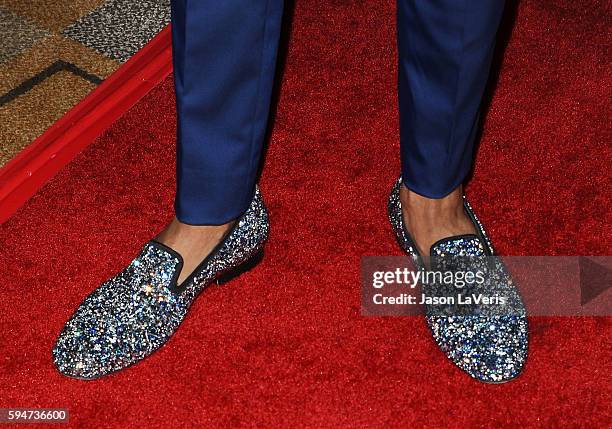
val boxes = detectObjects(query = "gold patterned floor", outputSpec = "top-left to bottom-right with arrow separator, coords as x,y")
0,0 -> 170,166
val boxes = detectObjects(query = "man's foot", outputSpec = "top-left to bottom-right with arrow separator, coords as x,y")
388,178 -> 528,383
156,218 -> 233,284
399,183 -> 476,256
53,187 -> 269,380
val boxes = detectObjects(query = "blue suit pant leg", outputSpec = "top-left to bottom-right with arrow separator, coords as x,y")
171,0 -> 505,224
171,0 -> 284,224
397,0 -> 505,197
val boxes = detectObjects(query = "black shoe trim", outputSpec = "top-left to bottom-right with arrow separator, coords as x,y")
429,234 -> 483,258
398,200 -> 493,265
158,219 -> 240,295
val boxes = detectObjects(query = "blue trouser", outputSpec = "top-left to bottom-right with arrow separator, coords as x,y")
171,0 -> 505,224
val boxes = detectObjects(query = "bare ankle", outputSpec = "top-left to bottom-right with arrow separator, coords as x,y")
156,218 -> 234,284
156,218 -> 232,246
399,184 -> 475,255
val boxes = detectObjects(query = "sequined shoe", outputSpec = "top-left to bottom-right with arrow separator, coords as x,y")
388,177 -> 528,383
53,187 -> 269,379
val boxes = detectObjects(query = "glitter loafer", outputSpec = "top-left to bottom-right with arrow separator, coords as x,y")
53,187 -> 269,379
388,177 -> 528,383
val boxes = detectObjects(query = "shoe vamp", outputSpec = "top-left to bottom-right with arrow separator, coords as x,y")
427,314 -> 528,368
58,267 -> 187,364
425,257 -> 526,318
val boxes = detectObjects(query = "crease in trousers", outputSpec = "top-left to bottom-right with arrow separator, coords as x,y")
170,0 -> 505,225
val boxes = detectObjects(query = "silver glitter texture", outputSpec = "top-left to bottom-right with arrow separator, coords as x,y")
388,177 -> 528,383
53,187 -> 269,379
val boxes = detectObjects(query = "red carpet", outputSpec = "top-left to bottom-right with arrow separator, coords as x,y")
0,1 -> 610,427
